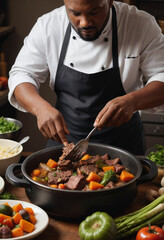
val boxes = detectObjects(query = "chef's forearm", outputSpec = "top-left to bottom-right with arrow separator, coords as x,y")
127,81 -> 164,112
14,83 -> 52,116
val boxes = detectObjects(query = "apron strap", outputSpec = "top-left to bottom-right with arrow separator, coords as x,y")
58,23 -> 71,66
112,6 -> 119,68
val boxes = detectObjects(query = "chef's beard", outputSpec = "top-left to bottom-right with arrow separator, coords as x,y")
71,11 -> 110,42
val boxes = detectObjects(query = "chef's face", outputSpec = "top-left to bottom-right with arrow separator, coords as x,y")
64,0 -> 113,41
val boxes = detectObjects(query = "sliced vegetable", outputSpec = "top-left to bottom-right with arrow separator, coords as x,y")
12,227 -> 24,238
96,160 -> 108,168
136,224 -> 164,240
0,213 -> 11,223
120,170 -> 134,182
0,204 -> 13,216
0,192 -> 16,200
102,166 -> 115,172
19,219 -> 35,233
86,172 -> 102,183
47,159 -> 58,168
79,211 -> 117,240
0,116 -> 19,133
100,169 -> 117,186
58,183 -> 66,189
147,144 -> 164,167
2,218 -> 14,229
31,169 -> 41,177
81,154 -> 91,160
12,203 -> 23,213
89,181 -> 104,190
12,212 -> 22,224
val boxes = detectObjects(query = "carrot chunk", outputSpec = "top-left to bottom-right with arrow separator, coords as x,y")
19,219 -> 35,233
50,184 -> 58,188
102,166 -> 115,172
24,207 -> 34,216
12,227 -> 24,237
12,203 -> 23,213
0,213 -> 11,223
2,218 -> 14,229
58,183 -> 66,189
86,172 -> 102,183
120,170 -> 135,182
32,169 -> 41,177
81,154 -> 91,160
47,159 -> 58,168
29,214 -> 36,224
12,212 -> 22,224
89,181 -> 104,190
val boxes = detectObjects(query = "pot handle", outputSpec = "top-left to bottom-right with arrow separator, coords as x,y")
5,163 -> 31,189
137,158 -> 158,184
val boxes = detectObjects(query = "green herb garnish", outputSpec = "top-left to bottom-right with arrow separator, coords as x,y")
147,144 -> 164,167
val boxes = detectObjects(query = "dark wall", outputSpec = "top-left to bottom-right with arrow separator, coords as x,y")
3,0 -> 63,152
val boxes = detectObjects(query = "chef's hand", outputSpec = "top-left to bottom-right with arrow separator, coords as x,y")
36,104 -> 69,146
94,95 -> 135,129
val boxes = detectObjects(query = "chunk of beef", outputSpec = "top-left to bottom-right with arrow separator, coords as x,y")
48,170 -> 73,185
59,142 -> 75,160
79,155 -> 101,166
104,181 -> 115,189
58,159 -> 73,171
105,158 -> 120,166
114,164 -> 125,174
79,165 -> 99,175
66,175 -> 86,190
101,153 -> 110,161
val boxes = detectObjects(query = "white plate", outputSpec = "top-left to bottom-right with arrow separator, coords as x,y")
0,176 -> 5,194
0,200 -> 49,240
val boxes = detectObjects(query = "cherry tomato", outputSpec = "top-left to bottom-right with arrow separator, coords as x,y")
136,225 -> 164,240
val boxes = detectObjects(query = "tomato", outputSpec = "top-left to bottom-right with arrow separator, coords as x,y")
136,225 -> 164,240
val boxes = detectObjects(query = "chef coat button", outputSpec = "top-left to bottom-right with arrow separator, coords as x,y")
73,36 -> 76,40
101,66 -> 105,70
104,37 -> 108,42
70,63 -> 74,67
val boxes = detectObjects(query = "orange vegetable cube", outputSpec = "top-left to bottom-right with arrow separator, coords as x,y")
102,166 -> 115,172
12,203 -> 23,213
12,227 -> 24,237
89,181 -> 104,190
12,212 -> 22,224
47,159 -> 58,168
19,219 -> 35,233
58,183 -> 66,189
24,207 -> 34,216
120,170 -> 135,182
86,172 -> 102,183
2,218 -> 14,229
32,169 -> 41,177
29,214 -> 36,224
81,154 -> 91,160
50,184 -> 58,188
0,213 -> 11,223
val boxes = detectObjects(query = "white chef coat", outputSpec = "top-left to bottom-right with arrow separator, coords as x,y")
8,1 -> 164,112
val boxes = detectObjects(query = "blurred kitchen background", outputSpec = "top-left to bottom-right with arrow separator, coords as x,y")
0,0 -> 164,152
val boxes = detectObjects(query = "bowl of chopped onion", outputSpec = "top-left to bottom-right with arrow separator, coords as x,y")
0,117 -> 22,140
0,139 -> 23,176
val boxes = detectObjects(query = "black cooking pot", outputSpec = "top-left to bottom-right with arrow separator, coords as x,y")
6,143 -> 157,220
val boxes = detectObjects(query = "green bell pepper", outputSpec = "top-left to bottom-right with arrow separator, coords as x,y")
79,212 -> 117,240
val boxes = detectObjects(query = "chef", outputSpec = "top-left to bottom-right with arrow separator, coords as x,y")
8,0 -> 164,155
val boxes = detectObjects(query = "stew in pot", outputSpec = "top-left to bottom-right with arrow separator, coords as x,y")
31,143 -> 135,191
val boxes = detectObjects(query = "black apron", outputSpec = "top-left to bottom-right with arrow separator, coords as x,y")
47,6 -> 145,155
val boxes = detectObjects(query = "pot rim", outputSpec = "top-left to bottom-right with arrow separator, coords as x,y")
22,143 -> 142,193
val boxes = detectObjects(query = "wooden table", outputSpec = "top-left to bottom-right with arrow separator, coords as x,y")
5,153 -> 162,240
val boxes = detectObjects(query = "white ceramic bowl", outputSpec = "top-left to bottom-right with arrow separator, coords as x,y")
0,139 -> 23,176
